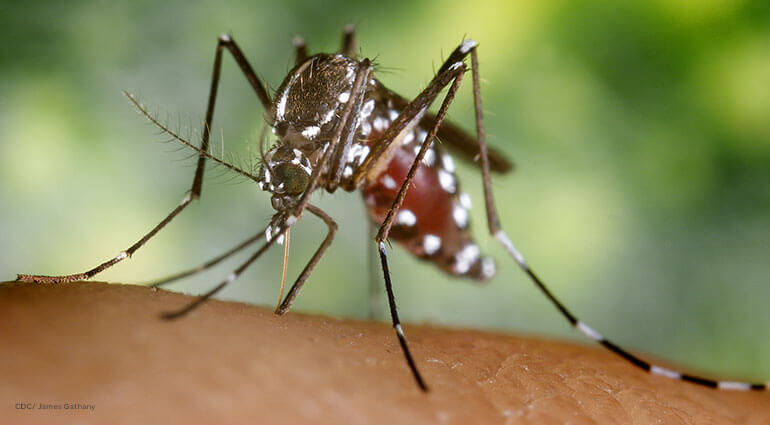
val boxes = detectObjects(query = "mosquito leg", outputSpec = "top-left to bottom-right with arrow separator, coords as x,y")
341,24 -> 356,56
351,80 -> 513,175
274,204 -> 337,315
357,42 -> 474,392
161,236 -> 277,320
369,66 -> 464,393
466,47 -> 500,237
293,35 -> 308,65
465,45 -> 767,391
325,61 -> 372,192
377,241 -> 428,391
419,111 -> 513,174
144,227 -> 266,288
350,46 -> 471,187
16,34 -> 272,284
193,34 -> 271,198
16,194 -> 194,284
366,221 -> 384,320
375,66 -> 465,243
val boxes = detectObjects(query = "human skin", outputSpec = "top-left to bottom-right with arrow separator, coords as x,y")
0,281 -> 766,425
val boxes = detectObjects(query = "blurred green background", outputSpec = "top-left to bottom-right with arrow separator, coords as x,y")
1,0 -> 768,381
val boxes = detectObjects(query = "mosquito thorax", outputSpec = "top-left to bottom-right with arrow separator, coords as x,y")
259,53 -> 367,210
268,54 -> 363,147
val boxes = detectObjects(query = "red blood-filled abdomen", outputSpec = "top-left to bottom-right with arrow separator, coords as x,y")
362,130 -> 495,281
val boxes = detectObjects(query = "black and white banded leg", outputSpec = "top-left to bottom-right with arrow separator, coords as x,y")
371,41 -> 477,392
379,241 -> 428,391
16,34 -> 272,285
161,234 -> 277,320
466,40 -> 767,392
162,203 -> 335,319
145,228 -> 266,288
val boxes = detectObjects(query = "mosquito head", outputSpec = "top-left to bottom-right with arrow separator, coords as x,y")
258,144 -> 313,210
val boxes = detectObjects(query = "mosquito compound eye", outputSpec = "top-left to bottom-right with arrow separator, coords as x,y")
274,163 -> 310,196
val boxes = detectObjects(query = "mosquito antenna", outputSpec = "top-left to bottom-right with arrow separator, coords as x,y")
125,91 -> 261,183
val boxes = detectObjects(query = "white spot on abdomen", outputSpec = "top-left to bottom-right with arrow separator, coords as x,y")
459,193 -> 472,209
396,209 -> 417,226
438,170 -> 456,193
423,235 -> 441,255
481,257 -> 496,278
381,174 -> 397,189
441,154 -> 455,173
453,244 -> 481,274
403,131 -> 414,146
453,205 -> 469,228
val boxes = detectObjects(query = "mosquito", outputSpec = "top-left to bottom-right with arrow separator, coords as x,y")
17,26 -> 767,393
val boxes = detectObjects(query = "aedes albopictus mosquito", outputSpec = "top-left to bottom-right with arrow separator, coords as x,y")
17,26 -> 767,393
